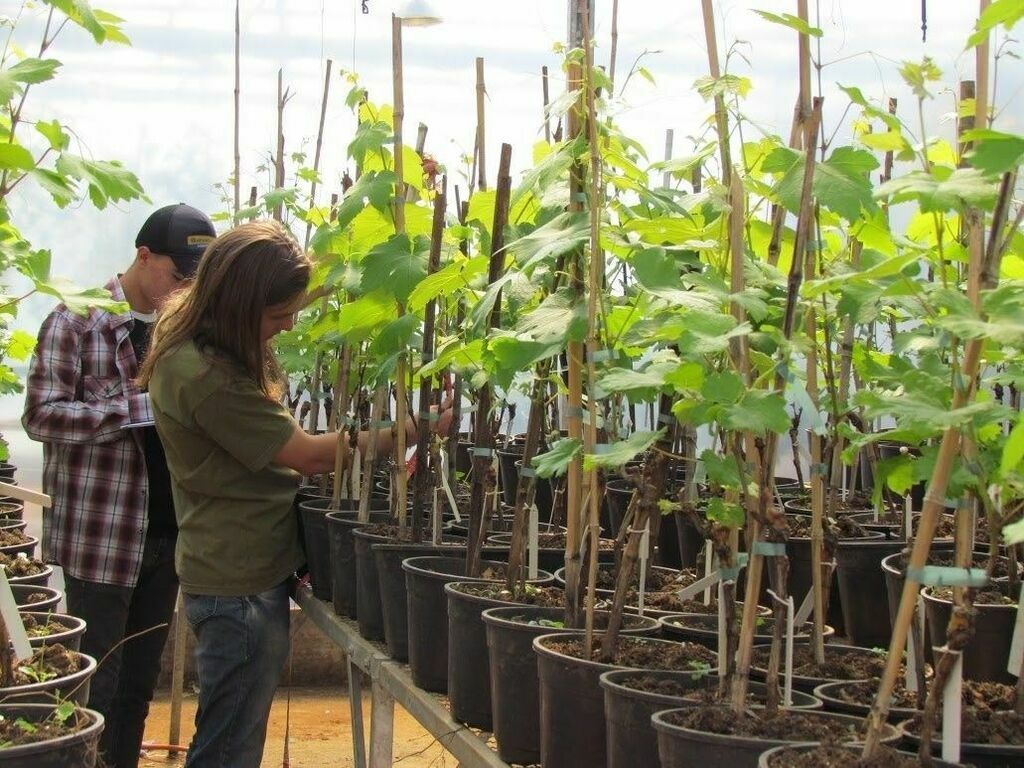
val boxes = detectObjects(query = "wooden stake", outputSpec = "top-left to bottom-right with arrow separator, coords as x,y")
475,57 -> 487,191
608,0 -> 620,93
411,176 -> 447,540
304,58 -> 334,250
233,0 -> 240,216
862,172 -> 1013,754
467,145 -> 513,576
273,69 -> 289,222
663,128 -> 674,189
392,14 -> 409,525
542,66 -> 551,143
700,0 -> 731,184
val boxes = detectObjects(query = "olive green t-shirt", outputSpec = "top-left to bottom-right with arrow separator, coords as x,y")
149,341 -> 302,596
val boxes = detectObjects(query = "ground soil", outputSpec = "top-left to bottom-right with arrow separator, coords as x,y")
903,708 -> 1024,746
0,529 -> 29,546
0,553 -> 46,577
593,566 -> 689,592
12,589 -> 51,607
928,585 -> 1015,605
0,707 -> 94,748
751,645 -> 891,681
140,688 -> 460,768
449,582 -> 565,607
12,643 -> 82,686
823,680 -> 1015,715
20,613 -> 72,638
766,742 -> 935,767
544,636 -> 716,669
668,707 -> 866,740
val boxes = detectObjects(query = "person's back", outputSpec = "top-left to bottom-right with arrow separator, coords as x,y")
22,202 -> 216,768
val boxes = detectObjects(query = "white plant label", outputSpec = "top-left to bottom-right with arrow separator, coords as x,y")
0,570 -> 31,662
528,504 -> 539,581
1008,595 -> 1024,677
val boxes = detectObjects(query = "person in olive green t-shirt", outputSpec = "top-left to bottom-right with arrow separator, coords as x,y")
138,221 -> 448,768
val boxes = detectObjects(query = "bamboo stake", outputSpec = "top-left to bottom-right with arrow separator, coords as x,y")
329,344 -> 354,504
412,176 -> 447,540
608,0 -> 620,93
475,57 -> 487,191
273,69 -> 290,222
467,144 -> 513,576
358,386 -> 388,523
304,59 -> 334,250
542,66 -> 551,143
862,172 -> 1013,754
563,0 -> 589,630
663,129 -> 674,189
391,14 -> 410,526
700,0 -> 731,185
233,0 -> 240,216
733,98 -> 823,712
580,0 -> 603,657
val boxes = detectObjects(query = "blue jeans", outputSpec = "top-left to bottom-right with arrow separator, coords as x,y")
183,581 -> 291,768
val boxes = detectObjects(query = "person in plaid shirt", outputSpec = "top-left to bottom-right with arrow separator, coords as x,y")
22,203 -> 216,768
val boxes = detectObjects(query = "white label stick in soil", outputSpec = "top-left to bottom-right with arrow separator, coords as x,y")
905,496 -> 913,541
1008,595 -> 1024,677
351,448 -> 361,499
717,579 -> 727,679
941,650 -> 964,764
785,594 -> 795,707
703,539 -> 714,605
528,503 -> 539,581
437,451 -> 462,522
432,488 -> 442,545
638,522 -> 650,615
0,570 -> 31,662
905,627 -> 919,693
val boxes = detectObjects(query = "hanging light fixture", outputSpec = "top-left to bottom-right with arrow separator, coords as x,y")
397,0 -> 442,26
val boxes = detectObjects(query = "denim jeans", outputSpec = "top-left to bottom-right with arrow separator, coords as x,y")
183,580 -> 291,768
64,534 -> 179,768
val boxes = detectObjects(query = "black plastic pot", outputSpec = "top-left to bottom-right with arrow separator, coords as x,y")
533,633 -> 716,768
402,555 -> 510,693
486,530 -> 611,574
604,480 -> 632,537
0,501 -> 24,521
900,718 -> 1024,768
652,707 -> 899,768
922,587 -> 1017,684
0,704 -> 104,768
0,461 -> 17,481
749,643 -> 890,693
10,584 -> 61,612
600,671 -> 822,768
496,446 -> 524,508
835,537 -> 904,647
22,612 -> 87,652
812,680 -> 920,722
0,535 -> 38,558
8,564 -> 54,588
374,541 -> 468,661
513,459 -> 555,522
482,606 -> 659,766
759,742 -> 966,768
0,651 -> 97,705
351,528 -> 388,640
300,497 -> 387,602
325,505 -> 392,617
445,575 -> 554,730
658,613 -> 830,650
787,533 -> 875,635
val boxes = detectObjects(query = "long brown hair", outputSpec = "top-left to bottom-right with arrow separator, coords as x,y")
138,220 -> 311,398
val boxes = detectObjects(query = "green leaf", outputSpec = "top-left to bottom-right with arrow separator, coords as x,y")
35,120 -> 70,151
336,291 -> 396,341
859,130 -> 909,153
722,390 -> 791,434
899,57 -> 943,101
44,0 -> 107,42
701,371 -> 744,405
875,168 -> 998,213
1001,416 -> 1024,477
632,247 -> 679,291
515,289 -> 587,345
7,57 -> 61,85
407,255 -> 488,313
506,211 -> 589,274
54,155 -> 145,209
4,330 -> 36,362
359,233 -> 425,305
486,336 -> 561,390
347,120 -> 391,167
34,277 -> 128,316
368,313 -> 419,358
706,497 -> 745,529
1004,518 -> 1024,546
967,0 -> 1024,48
597,360 -> 677,402
583,429 -> 665,471
28,169 -> 74,208
699,449 -> 740,489
694,74 -> 752,101
962,130 -> 1024,176
0,144 -> 36,172
532,437 -> 582,478
752,10 -> 823,37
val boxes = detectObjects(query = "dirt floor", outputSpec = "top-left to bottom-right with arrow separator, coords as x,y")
140,687 -> 458,768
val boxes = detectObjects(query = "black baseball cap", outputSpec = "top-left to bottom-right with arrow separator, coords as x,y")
135,203 -> 216,278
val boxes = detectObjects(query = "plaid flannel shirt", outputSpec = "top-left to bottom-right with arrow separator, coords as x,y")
22,278 -> 153,587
